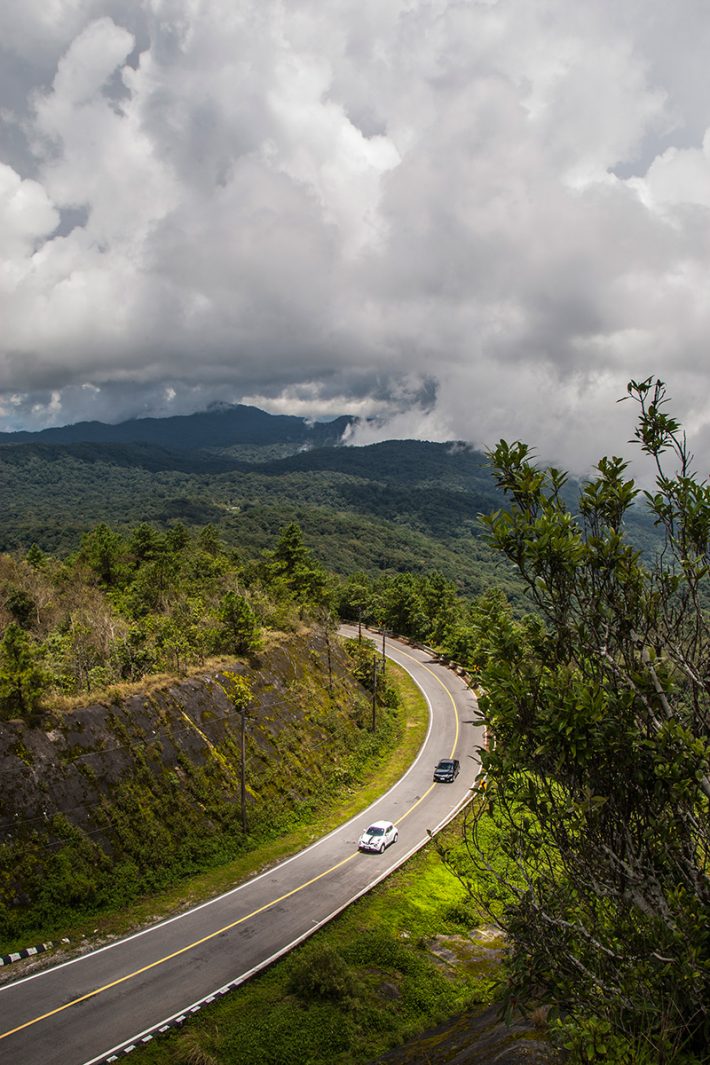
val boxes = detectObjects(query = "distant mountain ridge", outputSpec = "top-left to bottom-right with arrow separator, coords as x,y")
0,426 -> 507,596
0,406 -> 659,600
0,403 -> 354,450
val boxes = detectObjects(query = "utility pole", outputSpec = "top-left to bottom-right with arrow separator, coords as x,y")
218,671 -> 253,836
371,659 -> 378,732
321,608 -> 334,699
240,706 -> 248,833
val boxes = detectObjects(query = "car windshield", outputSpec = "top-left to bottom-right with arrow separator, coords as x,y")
438,761 -> 454,769
366,826 -> 384,836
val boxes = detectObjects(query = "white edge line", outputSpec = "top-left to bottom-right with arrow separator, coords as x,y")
0,635 -> 436,993
81,643 -> 478,1065
81,786 -> 476,1065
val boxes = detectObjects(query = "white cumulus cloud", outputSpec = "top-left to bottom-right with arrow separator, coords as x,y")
0,0 -> 709,471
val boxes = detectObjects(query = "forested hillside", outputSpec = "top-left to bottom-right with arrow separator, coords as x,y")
0,440 -> 658,613
0,514 -> 511,714
0,518 -> 417,942
0,435 -> 521,600
0,627 -> 400,944
0,403 -> 660,607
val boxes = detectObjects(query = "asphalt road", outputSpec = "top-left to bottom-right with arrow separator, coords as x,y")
0,631 -> 483,1065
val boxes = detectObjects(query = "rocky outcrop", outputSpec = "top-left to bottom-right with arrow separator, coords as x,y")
373,1003 -> 562,1065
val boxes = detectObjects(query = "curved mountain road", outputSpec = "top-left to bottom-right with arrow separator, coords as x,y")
0,631 -> 482,1065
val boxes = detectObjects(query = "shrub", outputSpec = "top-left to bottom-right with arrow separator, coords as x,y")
287,944 -> 357,1005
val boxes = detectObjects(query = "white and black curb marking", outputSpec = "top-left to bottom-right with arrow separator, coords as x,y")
98,987 -> 242,1063
88,794 -> 476,1065
0,942 -> 53,967
84,638 -> 480,1065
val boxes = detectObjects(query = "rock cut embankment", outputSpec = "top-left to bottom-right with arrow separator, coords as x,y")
0,630 -> 377,945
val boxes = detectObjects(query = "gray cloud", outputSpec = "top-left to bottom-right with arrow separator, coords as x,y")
1,0 -> 709,472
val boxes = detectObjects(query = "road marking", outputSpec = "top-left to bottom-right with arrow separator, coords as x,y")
0,643 -> 466,1046
394,646 -> 461,755
0,852 -> 357,1042
389,648 -> 461,826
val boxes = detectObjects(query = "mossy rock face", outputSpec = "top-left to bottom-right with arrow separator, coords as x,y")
0,630 -> 380,946
369,1002 -> 562,1065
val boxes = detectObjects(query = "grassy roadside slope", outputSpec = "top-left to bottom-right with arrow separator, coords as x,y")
120,663 -> 515,1065
132,813 -> 505,1065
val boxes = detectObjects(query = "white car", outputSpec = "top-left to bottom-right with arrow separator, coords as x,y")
358,819 -> 398,853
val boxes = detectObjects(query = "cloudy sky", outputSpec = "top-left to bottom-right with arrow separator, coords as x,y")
1,0 -> 709,471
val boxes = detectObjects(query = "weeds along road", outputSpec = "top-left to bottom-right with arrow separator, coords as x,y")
0,631 -> 483,1065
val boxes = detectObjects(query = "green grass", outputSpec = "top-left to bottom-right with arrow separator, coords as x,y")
132,811 -> 503,1065
2,660 -> 429,954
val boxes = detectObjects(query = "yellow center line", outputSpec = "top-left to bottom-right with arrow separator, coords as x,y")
0,645 -> 464,1044
1,853 -> 357,1042
391,647 -> 462,826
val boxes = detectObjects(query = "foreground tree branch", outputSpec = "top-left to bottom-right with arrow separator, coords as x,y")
464,378 -> 710,1063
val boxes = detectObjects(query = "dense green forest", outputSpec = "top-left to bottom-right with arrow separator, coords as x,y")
2,394 -> 704,1064
0,431 -> 658,608
0,435 -> 522,601
0,515 -> 506,714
